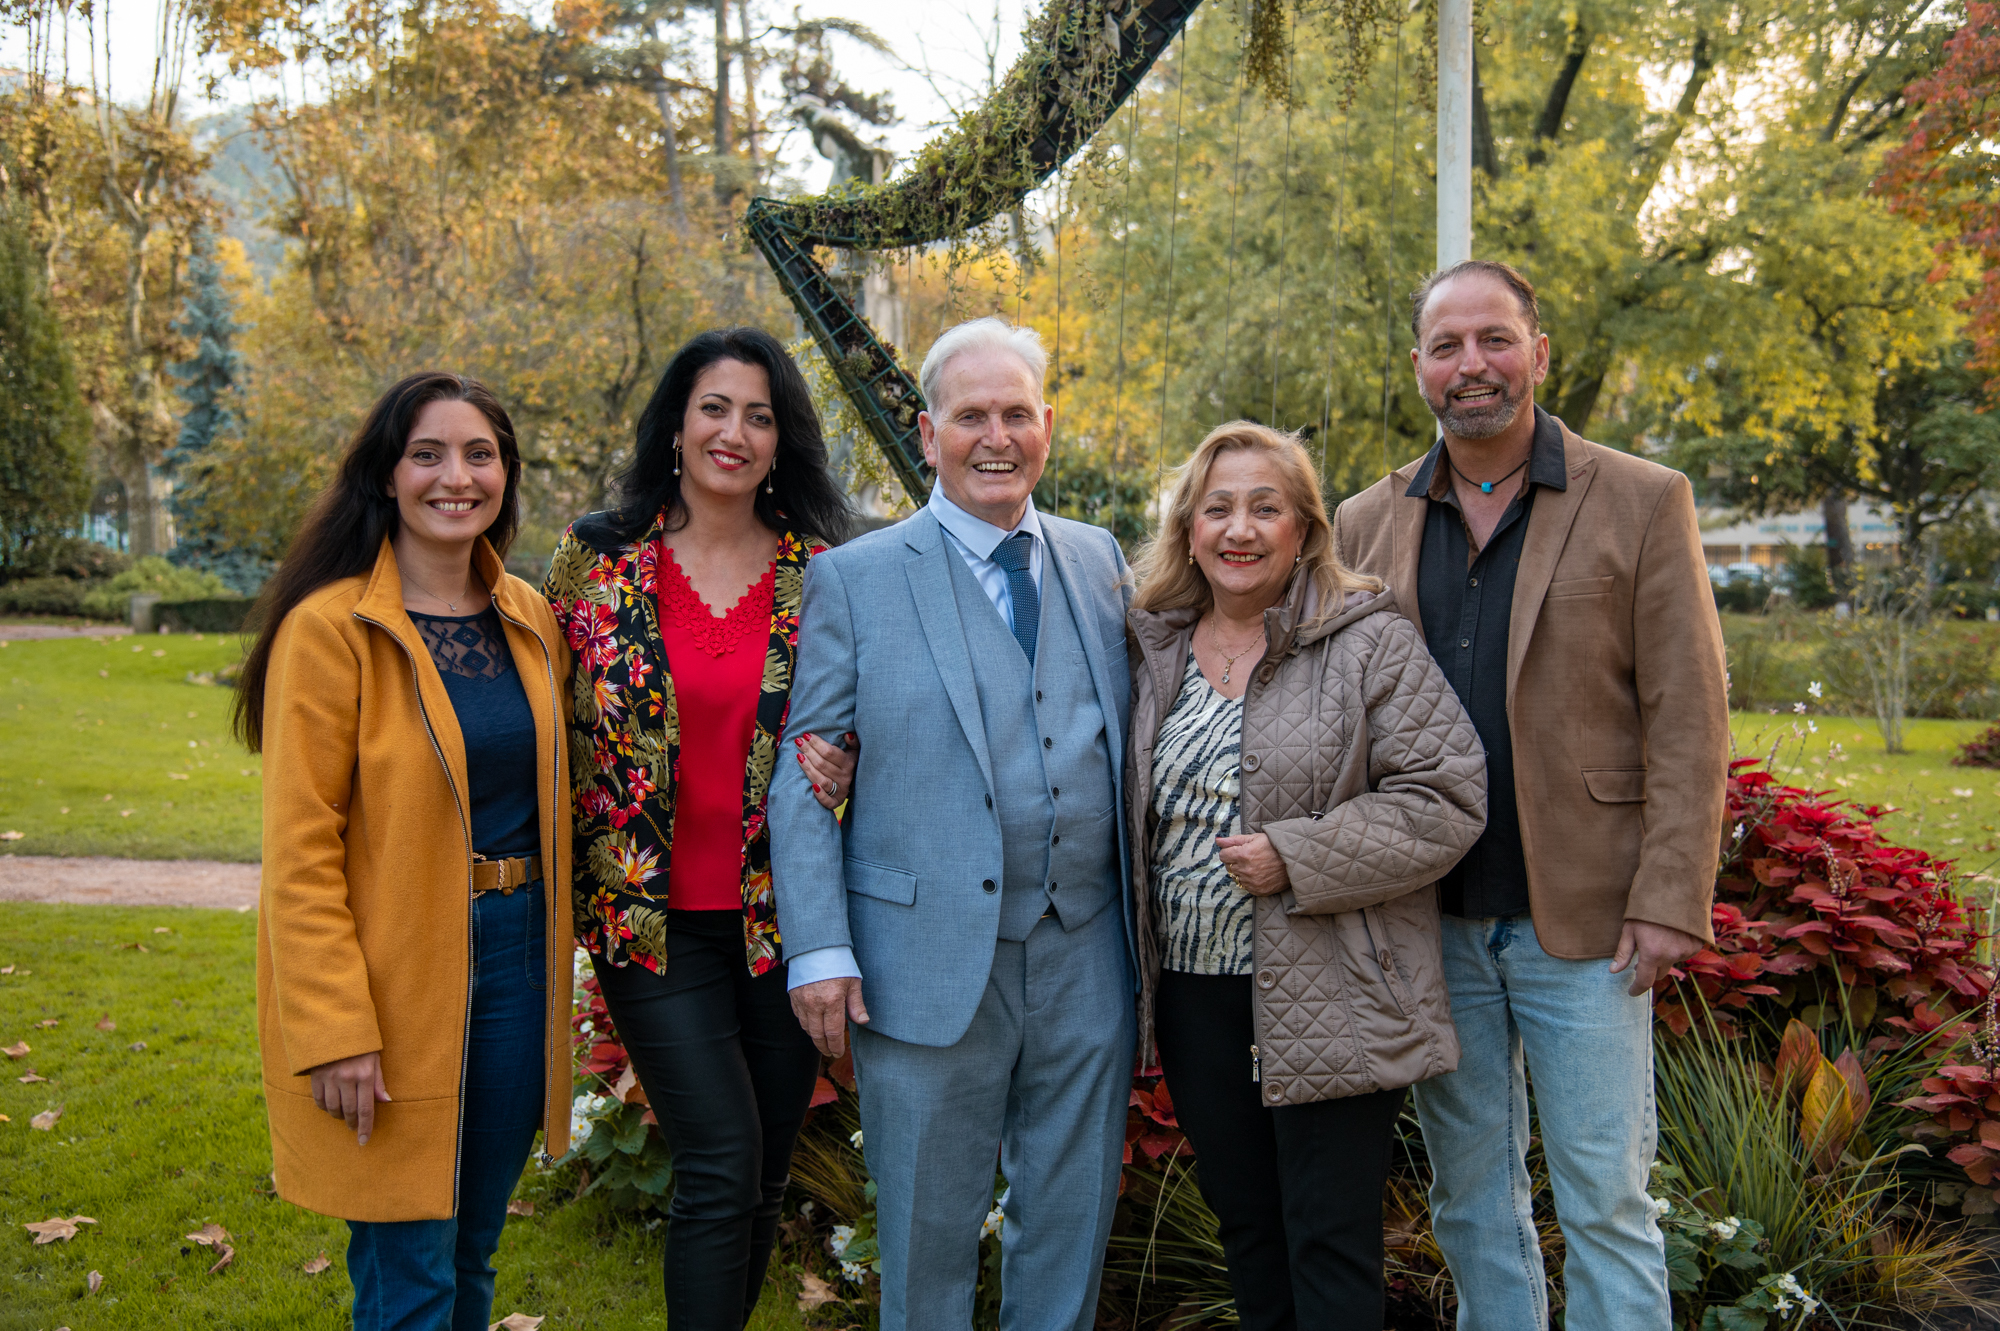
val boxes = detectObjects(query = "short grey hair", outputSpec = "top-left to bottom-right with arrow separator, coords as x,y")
918,317 -> 1048,414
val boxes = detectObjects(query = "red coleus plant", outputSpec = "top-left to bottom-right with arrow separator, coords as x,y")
1901,1063 -> 2000,1203
1656,761 -> 1991,1040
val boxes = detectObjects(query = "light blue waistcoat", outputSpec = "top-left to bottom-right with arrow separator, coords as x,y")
943,543 -> 1122,941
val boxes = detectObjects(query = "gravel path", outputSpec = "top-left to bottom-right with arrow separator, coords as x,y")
0,855 -> 257,910
0,622 -> 129,640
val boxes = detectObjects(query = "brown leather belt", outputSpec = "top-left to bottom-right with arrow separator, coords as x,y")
472,854 -> 542,896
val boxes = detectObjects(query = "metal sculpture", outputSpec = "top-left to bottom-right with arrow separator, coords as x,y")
746,0 -> 1204,498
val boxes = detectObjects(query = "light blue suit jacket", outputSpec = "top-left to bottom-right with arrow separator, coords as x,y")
770,508 -> 1136,1048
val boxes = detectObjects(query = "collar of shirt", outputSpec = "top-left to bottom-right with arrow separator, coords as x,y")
928,482 -> 1045,623
1406,403 -> 1569,501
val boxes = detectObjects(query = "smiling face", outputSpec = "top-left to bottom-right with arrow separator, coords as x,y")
388,398 -> 508,553
917,348 -> 1052,529
1189,448 -> 1306,613
676,358 -> 779,506
1411,272 -> 1550,441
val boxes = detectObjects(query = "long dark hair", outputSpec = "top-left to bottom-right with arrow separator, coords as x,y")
605,326 -> 852,546
233,371 -> 522,752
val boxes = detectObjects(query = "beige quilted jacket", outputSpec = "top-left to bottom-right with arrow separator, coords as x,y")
1126,578 -> 1488,1107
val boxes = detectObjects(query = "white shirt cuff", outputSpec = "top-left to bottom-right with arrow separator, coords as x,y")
785,945 -> 862,990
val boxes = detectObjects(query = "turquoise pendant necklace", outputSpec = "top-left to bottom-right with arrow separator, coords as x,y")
1460,454 -> 1530,495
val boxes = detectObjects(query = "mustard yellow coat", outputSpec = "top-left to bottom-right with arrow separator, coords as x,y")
256,536 -> 573,1222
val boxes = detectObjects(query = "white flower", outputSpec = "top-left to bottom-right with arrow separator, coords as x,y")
1808,680 -> 1823,699
850,1129 -> 864,1149
1775,1273 -> 1804,1296
1774,1294 -> 1795,1317
1732,823 -> 1745,841
1707,1216 -> 1741,1241
840,1259 -> 869,1283
981,1206 -> 1004,1239
1649,1195 -> 1672,1218
829,1224 -> 855,1258
1794,702 -> 1808,715
1808,720 -> 1818,734
579,1020 -> 595,1037
1799,1292 -> 1820,1316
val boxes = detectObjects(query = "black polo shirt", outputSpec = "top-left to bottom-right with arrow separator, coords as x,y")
1410,405 -> 1568,919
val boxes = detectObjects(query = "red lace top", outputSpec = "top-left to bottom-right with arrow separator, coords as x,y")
659,549 -> 776,912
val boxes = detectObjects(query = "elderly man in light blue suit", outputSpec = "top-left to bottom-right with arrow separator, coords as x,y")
770,316 -> 1136,1331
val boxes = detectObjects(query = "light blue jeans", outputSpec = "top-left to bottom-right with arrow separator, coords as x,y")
1411,913 -> 1669,1331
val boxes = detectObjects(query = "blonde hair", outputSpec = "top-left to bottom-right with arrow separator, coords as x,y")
1132,421 -> 1381,620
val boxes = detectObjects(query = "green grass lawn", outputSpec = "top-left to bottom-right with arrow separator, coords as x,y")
0,634 -> 260,861
0,903 -> 808,1330
1729,711 -> 2000,879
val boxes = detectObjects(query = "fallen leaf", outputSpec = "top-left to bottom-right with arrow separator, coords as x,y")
18,1071 -> 46,1084
23,1216 -> 94,1244
505,1199 -> 535,1217
186,1224 -> 230,1248
207,1244 -> 234,1274
118,942 -> 148,952
36,1019 -> 57,1028
119,810 -> 132,817
128,1042 -> 146,1052
0,831 -> 22,841
4,1041 -> 28,1058
1,1113 -> 11,1121
152,927 -> 170,934
301,1252 -> 331,1275
167,772 -> 188,780
613,1064 -> 648,1105
86,1270 -> 102,1294
29,1108 -> 60,1131
0,965 -> 12,974
488,1315 -> 544,1331
95,1016 -> 114,1032
798,1270 -> 840,1311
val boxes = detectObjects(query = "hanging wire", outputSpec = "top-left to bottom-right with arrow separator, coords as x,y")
1270,3 -> 1298,426
1154,28 -> 1191,496
1109,97 -> 1140,545
1216,25 -> 1252,424
1377,16 -> 1406,476
1320,119 -> 1351,486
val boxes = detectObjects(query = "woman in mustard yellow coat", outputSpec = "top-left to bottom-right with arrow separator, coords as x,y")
234,372 -> 572,1331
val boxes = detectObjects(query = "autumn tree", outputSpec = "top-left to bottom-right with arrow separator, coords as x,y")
0,201 -> 91,577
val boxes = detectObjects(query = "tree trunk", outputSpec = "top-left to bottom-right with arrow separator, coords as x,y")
647,22 -> 684,217
738,0 -> 761,179
1527,13 -> 1588,166
1472,51 -> 1500,179
713,0 -> 732,206
1822,487 -> 1853,594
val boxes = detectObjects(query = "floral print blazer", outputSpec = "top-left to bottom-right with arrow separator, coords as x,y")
543,509 -> 827,975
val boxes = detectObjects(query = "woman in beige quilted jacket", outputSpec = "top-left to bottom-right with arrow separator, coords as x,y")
1126,421 -> 1488,1331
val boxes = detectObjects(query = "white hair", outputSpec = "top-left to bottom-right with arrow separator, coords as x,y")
918,317 -> 1048,414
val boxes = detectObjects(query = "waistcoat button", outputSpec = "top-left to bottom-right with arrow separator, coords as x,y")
1036,690 -> 1043,702
1242,753 -> 1259,772
982,879 -> 997,893
1044,737 -> 1053,749
1051,787 -> 1060,797
1052,835 -> 1060,846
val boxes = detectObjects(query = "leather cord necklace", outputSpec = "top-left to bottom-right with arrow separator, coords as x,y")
1449,450 -> 1531,495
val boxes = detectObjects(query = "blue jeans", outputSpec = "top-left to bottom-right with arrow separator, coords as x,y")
1411,914 -> 1668,1331
347,882 -> 547,1331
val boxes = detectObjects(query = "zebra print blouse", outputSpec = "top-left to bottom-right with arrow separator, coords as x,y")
1148,649 -> 1253,975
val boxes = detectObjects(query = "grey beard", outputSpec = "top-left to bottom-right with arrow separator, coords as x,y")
1425,384 -> 1525,440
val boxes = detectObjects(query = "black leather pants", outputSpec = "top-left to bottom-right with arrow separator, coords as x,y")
595,910 -> 822,1329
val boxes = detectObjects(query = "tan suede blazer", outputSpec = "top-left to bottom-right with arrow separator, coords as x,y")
1331,423 -> 1728,959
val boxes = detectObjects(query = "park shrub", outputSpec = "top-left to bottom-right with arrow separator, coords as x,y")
157,598 -> 253,633
78,557 -> 233,621
1952,721 -> 2000,768
0,575 -> 89,616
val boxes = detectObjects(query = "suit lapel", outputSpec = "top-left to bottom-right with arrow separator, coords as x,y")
1043,522 -> 1123,763
1505,435 -> 1598,704
904,512 -> 997,792
1387,467 -> 1428,645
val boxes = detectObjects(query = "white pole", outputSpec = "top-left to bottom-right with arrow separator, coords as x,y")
1436,0 -> 1473,269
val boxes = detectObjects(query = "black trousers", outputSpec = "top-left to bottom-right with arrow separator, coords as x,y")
1155,969 -> 1408,1331
595,909 -> 822,1329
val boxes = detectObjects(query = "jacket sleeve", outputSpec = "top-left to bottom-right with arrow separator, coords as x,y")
1624,473 -> 1729,943
260,603 -> 381,1076
770,554 -> 860,961
1266,616 -> 1489,916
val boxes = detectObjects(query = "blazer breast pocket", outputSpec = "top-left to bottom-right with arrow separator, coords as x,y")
1545,574 -> 1616,599
845,857 -> 918,906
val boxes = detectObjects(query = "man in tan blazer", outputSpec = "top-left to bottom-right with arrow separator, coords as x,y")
1332,260 -> 1728,1331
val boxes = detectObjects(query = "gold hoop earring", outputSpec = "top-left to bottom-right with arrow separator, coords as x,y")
673,435 -> 682,477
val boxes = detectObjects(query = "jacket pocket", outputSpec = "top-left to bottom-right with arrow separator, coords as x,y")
1360,908 -> 1417,1019
1582,768 -> 1647,803
845,858 -> 918,906
1545,574 -> 1615,598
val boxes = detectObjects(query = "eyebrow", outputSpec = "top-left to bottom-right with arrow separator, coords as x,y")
406,435 -> 496,449
1204,486 -> 1282,500
700,392 -> 774,410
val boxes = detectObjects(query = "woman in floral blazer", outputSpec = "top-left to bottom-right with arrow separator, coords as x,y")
543,327 -> 854,1328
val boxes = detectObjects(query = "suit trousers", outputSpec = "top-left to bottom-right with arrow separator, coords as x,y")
1154,969 -> 1408,1331
850,903 -> 1135,1331
596,909 -> 823,1329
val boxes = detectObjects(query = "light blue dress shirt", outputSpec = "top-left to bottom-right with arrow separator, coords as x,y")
786,486 -> 1047,992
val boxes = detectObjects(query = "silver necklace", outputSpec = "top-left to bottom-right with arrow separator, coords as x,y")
405,571 -> 475,614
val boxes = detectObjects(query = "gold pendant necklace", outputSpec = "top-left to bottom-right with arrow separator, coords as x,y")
1208,623 -> 1265,686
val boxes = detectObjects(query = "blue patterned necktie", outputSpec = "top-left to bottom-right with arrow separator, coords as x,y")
990,531 -> 1039,667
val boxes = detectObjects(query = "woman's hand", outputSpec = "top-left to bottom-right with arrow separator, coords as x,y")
308,1051 -> 391,1145
1216,833 -> 1290,897
796,732 -> 859,811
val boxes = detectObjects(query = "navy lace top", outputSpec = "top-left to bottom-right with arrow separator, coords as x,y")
410,606 -> 540,859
